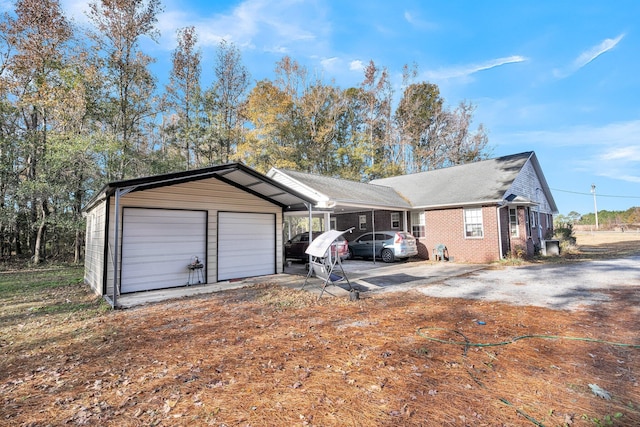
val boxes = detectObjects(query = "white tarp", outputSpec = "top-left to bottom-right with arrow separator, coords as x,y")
305,229 -> 351,258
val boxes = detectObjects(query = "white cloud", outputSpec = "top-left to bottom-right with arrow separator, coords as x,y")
404,10 -> 437,31
320,56 -> 339,70
506,120 -> 640,148
601,146 -> 640,162
154,0 -> 326,53
425,55 -> 527,80
499,120 -> 640,185
350,60 -> 365,72
575,34 -> 624,68
553,34 -> 624,78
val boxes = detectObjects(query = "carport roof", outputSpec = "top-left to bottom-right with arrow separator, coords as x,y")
267,168 -> 412,212
83,163 -> 315,212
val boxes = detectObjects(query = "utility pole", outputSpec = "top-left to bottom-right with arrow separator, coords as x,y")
591,184 -> 599,230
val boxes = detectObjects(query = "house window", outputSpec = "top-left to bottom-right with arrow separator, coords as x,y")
531,209 -> 537,228
509,208 -> 519,237
411,211 -> 425,238
330,217 -> 337,230
464,208 -> 484,238
390,212 -> 400,229
359,214 -> 367,230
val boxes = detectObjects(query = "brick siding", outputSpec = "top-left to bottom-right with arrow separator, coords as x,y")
423,206 -> 501,263
334,210 -> 406,240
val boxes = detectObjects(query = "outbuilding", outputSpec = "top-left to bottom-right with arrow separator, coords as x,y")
83,163 -> 312,307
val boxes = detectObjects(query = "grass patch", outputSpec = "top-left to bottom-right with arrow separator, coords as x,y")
0,266 -> 84,296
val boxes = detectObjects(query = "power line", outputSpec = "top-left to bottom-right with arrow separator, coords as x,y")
550,187 -> 640,199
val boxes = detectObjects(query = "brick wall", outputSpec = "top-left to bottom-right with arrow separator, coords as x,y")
508,207 -> 529,256
424,206 -> 501,263
334,210 -> 406,240
506,206 -> 552,257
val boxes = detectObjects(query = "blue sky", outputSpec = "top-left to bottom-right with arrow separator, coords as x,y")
61,0 -> 639,216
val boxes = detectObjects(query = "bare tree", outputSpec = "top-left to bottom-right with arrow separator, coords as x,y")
360,60 -> 394,179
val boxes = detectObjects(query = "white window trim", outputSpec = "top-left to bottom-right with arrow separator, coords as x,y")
411,211 -> 425,238
509,207 -> 519,238
390,212 -> 400,229
359,214 -> 367,230
464,207 -> 484,239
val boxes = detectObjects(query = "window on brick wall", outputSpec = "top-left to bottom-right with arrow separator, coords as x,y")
359,214 -> 367,230
464,208 -> 484,238
390,212 -> 400,229
509,208 -> 519,237
411,211 -> 425,238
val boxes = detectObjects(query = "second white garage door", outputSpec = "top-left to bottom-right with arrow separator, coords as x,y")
218,212 -> 276,281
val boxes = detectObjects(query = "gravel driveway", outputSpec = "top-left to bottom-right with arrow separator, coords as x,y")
408,256 -> 640,311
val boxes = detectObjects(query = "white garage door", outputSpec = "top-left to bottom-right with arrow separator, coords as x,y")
218,212 -> 275,281
121,208 -> 207,293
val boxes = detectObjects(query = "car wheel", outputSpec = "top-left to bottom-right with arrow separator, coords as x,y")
348,248 -> 355,259
381,248 -> 394,263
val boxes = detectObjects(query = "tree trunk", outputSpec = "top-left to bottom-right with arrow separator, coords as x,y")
74,229 -> 82,264
32,200 -> 47,264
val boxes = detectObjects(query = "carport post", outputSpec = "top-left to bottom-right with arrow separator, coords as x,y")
372,209 -> 376,264
307,202 -> 313,266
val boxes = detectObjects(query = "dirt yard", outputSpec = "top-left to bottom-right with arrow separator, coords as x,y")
1,232 -> 639,426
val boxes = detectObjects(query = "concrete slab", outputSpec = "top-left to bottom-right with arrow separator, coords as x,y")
115,259 -> 485,308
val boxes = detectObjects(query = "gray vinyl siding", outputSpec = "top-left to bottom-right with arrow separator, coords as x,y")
507,160 -> 552,214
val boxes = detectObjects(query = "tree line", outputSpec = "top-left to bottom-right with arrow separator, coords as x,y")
556,208 -> 640,229
0,0 -> 491,264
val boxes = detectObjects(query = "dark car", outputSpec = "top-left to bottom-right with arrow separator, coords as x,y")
285,232 -> 349,260
348,231 -> 418,263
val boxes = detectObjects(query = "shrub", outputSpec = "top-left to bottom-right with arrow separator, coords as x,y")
554,223 -> 576,245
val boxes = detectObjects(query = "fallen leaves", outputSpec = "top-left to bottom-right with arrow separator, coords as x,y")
1,268 -> 640,426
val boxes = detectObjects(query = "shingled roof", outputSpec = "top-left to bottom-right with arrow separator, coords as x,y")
269,151 -> 557,213
269,168 -> 412,210
371,151 -> 553,209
